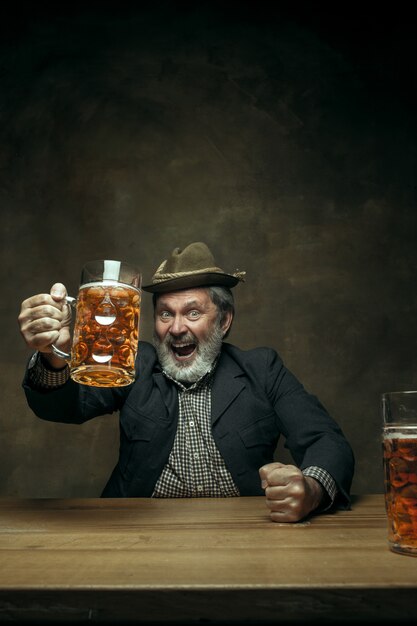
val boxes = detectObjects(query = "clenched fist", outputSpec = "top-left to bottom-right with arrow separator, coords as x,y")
259,462 -> 325,522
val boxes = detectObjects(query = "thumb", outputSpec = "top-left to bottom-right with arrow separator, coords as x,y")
50,282 -> 67,302
259,462 -> 285,488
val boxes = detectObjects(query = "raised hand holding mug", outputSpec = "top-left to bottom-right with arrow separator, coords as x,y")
52,260 -> 141,387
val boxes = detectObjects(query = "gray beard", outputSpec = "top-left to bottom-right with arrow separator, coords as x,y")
153,324 -> 224,383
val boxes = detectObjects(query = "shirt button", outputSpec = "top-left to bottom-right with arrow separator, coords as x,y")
193,453 -> 199,459
197,485 -> 203,492
189,421 -> 195,426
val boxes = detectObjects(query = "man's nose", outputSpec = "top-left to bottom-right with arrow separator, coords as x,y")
169,315 -> 187,335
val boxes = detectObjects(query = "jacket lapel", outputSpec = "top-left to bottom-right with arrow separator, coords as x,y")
154,372 -> 178,416
211,348 -> 245,426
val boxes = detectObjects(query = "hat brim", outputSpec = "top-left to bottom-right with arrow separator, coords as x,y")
142,272 -> 240,293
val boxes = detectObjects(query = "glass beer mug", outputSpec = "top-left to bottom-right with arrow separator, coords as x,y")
382,390 -> 417,556
52,260 -> 141,387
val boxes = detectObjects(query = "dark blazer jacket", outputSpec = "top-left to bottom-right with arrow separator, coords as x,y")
23,341 -> 355,507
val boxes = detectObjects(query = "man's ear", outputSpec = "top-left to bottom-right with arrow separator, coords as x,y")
221,310 -> 233,336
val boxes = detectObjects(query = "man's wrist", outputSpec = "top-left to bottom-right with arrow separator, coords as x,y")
39,352 -> 68,371
305,475 -> 327,511
27,351 -> 70,389
302,466 -> 337,511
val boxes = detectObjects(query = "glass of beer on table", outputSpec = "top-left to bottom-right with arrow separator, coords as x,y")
382,391 -> 417,556
52,260 -> 141,387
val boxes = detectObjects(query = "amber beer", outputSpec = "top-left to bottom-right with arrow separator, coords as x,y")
383,427 -> 417,556
70,282 -> 141,387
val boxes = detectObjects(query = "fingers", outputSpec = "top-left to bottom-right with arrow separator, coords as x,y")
24,328 -> 62,352
260,462 -> 303,501
18,304 -> 62,352
259,461 -> 291,487
18,299 -> 64,334
18,284 -> 69,352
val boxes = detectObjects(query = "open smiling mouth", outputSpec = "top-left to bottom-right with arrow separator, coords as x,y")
171,342 -> 197,361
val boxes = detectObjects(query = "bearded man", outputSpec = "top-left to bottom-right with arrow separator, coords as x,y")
18,242 -> 354,522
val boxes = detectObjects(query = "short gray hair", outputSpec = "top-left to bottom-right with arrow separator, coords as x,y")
208,286 -> 235,338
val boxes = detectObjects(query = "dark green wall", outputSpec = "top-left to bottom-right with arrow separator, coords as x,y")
2,3 -> 416,497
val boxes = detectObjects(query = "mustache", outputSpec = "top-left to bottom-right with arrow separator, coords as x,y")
164,333 -> 197,347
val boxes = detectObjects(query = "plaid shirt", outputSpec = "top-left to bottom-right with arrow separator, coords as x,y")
27,352 -> 337,504
152,366 -> 240,498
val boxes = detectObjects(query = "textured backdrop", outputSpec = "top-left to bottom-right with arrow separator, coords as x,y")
1,2 -> 416,497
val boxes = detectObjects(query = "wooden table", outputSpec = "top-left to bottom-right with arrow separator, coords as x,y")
0,494 -> 415,623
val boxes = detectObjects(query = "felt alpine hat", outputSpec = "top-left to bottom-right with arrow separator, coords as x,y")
142,241 -> 246,293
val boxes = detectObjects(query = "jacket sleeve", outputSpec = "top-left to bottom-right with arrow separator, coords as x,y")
21,341 -> 156,425
22,368 -> 123,424
265,349 -> 355,509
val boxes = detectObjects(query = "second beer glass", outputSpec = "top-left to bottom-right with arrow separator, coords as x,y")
382,390 -> 417,556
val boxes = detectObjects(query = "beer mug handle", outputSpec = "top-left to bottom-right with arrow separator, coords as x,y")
50,296 -> 77,361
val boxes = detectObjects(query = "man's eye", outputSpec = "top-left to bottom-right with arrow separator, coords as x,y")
160,311 -> 171,319
188,310 -> 200,319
